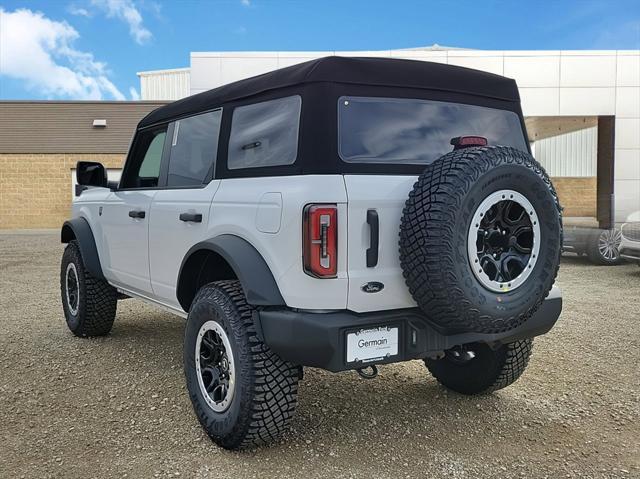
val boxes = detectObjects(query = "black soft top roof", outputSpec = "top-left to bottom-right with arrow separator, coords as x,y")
138,56 -> 520,128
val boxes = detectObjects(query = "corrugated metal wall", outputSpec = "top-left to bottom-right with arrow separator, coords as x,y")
535,126 -> 598,177
139,68 -> 191,101
0,101 -> 167,153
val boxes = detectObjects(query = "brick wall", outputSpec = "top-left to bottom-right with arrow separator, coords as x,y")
0,154 -> 124,229
551,177 -> 597,218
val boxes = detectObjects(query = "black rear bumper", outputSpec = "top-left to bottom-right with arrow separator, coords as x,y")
257,287 -> 562,372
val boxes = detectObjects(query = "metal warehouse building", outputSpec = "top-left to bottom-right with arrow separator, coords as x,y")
0,45 -> 638,230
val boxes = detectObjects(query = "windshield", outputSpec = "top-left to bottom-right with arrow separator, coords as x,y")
338,96 -> 528,165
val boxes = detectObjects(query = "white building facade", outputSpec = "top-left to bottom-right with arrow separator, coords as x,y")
138,47 -> 640,222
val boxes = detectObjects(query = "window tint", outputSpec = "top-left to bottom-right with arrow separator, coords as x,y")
120,127 -> 166,189
228,95 -> 301,170
167,110 -> 222,187
338,97 -> 527,165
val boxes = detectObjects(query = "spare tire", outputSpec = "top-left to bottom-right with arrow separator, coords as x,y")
399,146 -> 562,334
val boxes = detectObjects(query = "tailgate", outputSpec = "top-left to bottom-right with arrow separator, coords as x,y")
344,175 -> 418,312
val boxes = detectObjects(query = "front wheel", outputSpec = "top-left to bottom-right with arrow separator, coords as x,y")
425,339 -> 533,395
184,280 -> 301,450
60,240 -> 117,337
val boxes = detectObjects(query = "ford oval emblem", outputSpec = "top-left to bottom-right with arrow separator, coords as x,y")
361,281 -> 384,293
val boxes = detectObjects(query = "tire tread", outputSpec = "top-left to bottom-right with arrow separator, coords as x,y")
188,280 -> 300,449
61,241 -> 117,337
399,146 -> 563,333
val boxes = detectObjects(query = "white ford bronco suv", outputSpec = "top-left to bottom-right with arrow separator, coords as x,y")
60,57 -> 563,450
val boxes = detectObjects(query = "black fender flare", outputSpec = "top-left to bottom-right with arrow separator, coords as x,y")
178,235 -> 285,307
61,217 -> 105,280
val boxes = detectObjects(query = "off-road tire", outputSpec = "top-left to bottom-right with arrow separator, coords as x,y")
399,146 -> 562,334
586,228 -> 623,265
425,339 -> 533,395
184,280 -> 300,450
60,240 -> 117,337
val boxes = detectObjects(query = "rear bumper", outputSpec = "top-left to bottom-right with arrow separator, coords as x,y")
258,286 -> 562,372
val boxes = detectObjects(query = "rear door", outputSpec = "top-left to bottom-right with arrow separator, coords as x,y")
149,109 -> 223,308
339,95 -> 530,312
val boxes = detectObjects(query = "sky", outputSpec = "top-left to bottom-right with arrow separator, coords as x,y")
1,0 -> 639,101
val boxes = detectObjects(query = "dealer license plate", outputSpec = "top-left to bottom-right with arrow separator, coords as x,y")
346,326 -> 399,363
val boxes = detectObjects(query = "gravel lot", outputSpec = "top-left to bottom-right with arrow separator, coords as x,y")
0,231 -> 638,479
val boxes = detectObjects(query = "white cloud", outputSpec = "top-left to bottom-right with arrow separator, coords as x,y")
90,0 -> 152,44
129,86 -> 140,100
0,8 -> 125,100
68,5 -> 92,17
241,0 -> 251,6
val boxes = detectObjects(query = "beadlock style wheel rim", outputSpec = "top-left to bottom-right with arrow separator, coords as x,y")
598,229 -> 622,261
65,262 -> 80,315
467,189 -> 541,293
195,320 -> 236,413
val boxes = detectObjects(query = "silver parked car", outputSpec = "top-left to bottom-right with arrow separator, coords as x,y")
620,220 -> 640,265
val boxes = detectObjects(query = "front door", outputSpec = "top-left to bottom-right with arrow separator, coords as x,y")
101,125 -> 168,295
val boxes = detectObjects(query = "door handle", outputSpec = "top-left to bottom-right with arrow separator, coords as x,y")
179,212 -> 202,223
128,210 -> 145,219
366,209 -> 379,268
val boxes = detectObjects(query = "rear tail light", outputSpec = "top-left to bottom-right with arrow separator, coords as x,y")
303,204 -> 337,278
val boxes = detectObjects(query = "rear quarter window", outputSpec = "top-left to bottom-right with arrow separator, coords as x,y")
228,95 -> 301,170
338,96 -> 528,165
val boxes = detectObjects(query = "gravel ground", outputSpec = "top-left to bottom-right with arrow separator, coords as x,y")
0,230 -> 638,479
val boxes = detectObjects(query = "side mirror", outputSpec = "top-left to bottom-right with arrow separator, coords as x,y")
76,161 -> 108,195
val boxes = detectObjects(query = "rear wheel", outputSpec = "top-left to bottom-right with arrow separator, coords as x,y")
60,240 -> 117,337
587,228 -> 623,265
425,339 -> 533,395
184,280 -> 300,450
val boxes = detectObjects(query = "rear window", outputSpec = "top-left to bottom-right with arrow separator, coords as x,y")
338,96 -> 527,165
228,95 -> 301,170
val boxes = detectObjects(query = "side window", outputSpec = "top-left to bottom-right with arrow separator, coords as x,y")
120,127 -> 167,189
228,95 -> 301,170
167,110 -> 222,187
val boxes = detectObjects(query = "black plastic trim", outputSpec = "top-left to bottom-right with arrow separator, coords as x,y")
60,217 -> 105,280
178,235 -> 285,307
258,287 -> 562,372
179,212 -> 202,223
366,209 -> 379,267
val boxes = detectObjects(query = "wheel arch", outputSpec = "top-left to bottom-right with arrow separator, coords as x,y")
177,235 -> 285,312
61,217 -> 105,280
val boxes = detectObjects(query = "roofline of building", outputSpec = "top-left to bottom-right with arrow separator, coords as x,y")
136,67 -> 190,76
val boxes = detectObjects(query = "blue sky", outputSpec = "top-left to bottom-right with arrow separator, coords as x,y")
1,0 -> 639,100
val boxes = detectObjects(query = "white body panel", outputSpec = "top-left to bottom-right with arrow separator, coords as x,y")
74,174 -> 419,314
100,190 -> 157,295
344,175 -> 417,312
209,176 -> 349,310
148,181 -> 221,307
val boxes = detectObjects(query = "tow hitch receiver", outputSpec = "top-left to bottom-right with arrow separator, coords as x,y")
356,365 -> 378,379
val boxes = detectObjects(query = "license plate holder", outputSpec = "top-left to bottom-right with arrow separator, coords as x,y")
346,325 -> 399,364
